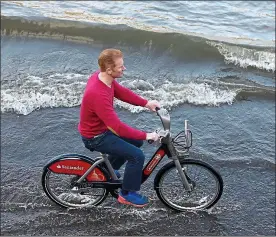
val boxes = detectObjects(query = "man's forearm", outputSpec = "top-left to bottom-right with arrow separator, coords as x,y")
114,81 -> 148,106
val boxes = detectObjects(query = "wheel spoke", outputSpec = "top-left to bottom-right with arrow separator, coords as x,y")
43,171 -> 108,208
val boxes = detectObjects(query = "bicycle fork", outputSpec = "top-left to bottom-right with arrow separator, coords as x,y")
171,156 -> 192,192
164,136 -> 193,192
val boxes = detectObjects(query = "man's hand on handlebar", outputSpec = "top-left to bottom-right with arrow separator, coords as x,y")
145,100 -> 161,112
146,132 -> 159,142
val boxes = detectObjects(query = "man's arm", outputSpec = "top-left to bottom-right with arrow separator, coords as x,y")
113,80 -> 148,107
94,92 -> 147,140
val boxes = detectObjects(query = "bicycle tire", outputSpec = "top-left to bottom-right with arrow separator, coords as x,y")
42,154 -> 110,208
154,159 -> 223,211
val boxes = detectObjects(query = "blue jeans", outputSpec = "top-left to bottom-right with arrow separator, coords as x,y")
81,131 -> 145,191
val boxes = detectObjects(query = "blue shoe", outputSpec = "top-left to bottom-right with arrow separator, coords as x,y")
118,191 -> 149,207
114,170 -> 121,179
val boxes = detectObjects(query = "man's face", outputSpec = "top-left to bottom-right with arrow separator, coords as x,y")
107,57 -> 126,78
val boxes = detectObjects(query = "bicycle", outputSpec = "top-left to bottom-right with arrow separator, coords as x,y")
42,108 -> 223,211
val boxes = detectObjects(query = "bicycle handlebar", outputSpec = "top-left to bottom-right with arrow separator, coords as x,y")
148,107 -> 161,144
155,107 -> 161,112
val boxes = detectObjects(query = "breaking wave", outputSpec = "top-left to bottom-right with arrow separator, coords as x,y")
1,15 -> 275,73
1,73 -> 239,115
207,41 -> 275,72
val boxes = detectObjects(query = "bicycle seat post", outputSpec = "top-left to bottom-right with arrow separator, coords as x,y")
101,153 -> 118,180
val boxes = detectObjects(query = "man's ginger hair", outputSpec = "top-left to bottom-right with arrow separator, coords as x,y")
98,49 -> 123,72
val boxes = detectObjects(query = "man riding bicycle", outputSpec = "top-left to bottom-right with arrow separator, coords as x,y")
78,49 -> 160,207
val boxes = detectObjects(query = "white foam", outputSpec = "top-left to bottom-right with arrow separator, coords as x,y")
207,41 -> 275,72
1,73 -> 87,115
116,81 -> 237,113
1,74 -> 237,115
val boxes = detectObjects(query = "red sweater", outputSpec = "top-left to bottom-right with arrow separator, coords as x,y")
78,71 -> 148,140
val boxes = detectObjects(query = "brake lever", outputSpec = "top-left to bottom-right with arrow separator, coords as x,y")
148,128 -> 166,144
159,136 -> 164,143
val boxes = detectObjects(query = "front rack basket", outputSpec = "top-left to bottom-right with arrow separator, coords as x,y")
172,130 -> 192,156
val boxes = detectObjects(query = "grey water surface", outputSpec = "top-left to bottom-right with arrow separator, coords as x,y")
1,1 -> 275,236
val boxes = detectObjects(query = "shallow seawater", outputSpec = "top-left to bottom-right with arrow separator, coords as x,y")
1,1 -> 275,235
1,100 -> 275,235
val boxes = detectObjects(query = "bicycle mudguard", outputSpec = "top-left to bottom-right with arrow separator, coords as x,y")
44,154 -> 107,182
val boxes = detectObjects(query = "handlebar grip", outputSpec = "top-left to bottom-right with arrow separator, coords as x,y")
148,139 -> 154,144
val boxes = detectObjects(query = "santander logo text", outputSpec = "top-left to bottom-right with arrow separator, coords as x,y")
57,164 -> 84,171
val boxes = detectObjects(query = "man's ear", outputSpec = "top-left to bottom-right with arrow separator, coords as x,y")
106,68 -> 112,75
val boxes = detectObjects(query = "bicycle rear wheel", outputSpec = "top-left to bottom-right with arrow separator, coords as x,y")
42,165 -> 109,208
154,159 -> 223,211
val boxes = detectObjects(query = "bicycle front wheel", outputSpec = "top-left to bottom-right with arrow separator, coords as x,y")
154,159 -> 223,211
